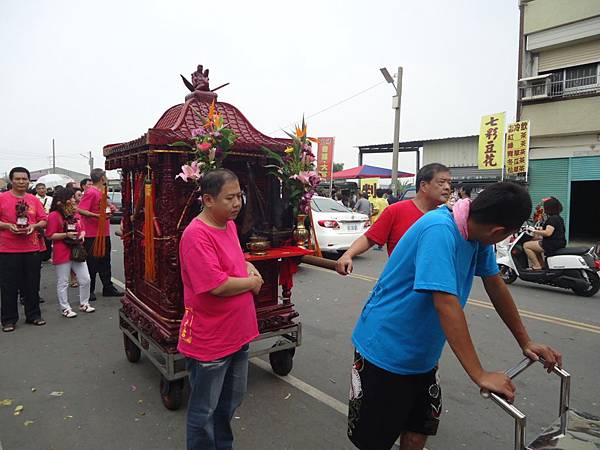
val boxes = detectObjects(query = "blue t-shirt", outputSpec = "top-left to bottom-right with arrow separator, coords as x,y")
352,206 -> 499,375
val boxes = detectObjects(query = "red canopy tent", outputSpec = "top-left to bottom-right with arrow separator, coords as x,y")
331,164 -> 413,179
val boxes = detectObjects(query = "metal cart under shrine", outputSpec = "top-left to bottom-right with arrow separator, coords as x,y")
103,65 -> 312,410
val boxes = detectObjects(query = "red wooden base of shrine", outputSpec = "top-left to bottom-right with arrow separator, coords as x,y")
119,246 -> 312,353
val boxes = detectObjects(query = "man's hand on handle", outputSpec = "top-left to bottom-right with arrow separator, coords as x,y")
336,253 -> 353,275
522,341 -> 562,373
334,235 -> 376,276
477,371 -> 516,403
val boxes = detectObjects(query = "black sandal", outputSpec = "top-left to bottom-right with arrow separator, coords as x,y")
26,319 -> 46,326
2,324 -> 16,332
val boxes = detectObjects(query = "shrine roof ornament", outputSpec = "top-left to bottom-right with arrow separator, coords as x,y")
103,64 -> 289,157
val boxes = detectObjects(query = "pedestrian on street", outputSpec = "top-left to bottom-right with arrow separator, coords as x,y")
178,169 -> 263,450
337,163 -> 451,274
80,178 -> 93,192
347,182 -> 562,450
69,187 -> 84,287
35,183 -> 52,214
73,187 -> 83,206
0,167 -> 48,332
369,189 -> 388,224
524,196 -> 567,270
353,191 -> 372,216
47,187 -> 94,318
385,189 -> 399,205
35,182 -> 53,262
77,168 -> 123,301
458,184 -> 473,200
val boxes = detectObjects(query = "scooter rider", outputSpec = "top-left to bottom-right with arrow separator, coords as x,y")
524,197 -> 566,270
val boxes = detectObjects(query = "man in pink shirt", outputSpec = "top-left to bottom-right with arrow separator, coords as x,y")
179,169 -> 263,450
77,168 -> 122,301
0,167 -> 48,332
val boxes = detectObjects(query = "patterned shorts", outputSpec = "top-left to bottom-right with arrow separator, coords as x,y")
348,351 -> 442,449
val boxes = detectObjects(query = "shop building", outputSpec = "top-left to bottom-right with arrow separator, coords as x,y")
518,0 -> 600,241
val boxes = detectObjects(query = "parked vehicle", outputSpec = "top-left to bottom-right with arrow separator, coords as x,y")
399,187 -> 416,201
109,191 -> 123,224
496,224 -> 600,297
310,196 -> 370,254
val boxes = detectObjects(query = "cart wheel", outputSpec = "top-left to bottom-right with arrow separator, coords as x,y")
160,377 -> 184,411
123,334 -> 141,363
269,348 -> 294,376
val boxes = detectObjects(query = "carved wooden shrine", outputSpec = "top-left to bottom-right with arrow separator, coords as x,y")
104,65 -> 310,357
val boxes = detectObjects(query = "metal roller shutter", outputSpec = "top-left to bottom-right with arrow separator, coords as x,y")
538,40 -> 600,72
570,155 -> 600,181
528,158 -> 570,235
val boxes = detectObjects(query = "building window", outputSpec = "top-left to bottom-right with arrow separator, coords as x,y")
565,63 -> 598,89
549,71 -> 564,96
538,63 -> 600,98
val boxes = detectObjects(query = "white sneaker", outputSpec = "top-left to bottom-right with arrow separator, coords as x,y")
79,304 -> 95,313
62,309 -> 77,318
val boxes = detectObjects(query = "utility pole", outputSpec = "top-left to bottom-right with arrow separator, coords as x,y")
88,150 -> 94,173
380,67 -> 403,196
52,138 -> 56,174
81,151 -> 94,174
391,67 -> 403,196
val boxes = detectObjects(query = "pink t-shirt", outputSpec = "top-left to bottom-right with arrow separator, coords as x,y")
177,219 -> 259,362
0,192 -> 47,253
46,211 -> 82,265
78,186 -> 109,238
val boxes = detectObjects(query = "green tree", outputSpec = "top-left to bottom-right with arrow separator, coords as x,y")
332,163 -> 344,173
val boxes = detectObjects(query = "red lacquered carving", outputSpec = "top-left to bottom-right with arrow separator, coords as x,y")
104,65 -> 307,352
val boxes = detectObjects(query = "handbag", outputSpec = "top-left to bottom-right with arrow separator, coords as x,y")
70,244 -> 88,262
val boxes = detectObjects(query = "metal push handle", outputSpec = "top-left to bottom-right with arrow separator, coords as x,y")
480,357 -> 570,450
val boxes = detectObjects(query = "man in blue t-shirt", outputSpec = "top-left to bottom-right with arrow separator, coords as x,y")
348,182 -> 562,450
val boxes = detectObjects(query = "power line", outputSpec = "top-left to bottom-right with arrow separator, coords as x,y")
270,80 -> 387,134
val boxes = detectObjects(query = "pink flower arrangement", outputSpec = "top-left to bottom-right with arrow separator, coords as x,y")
262,117 -> 321,216
176,161 -> 201,182
171,100 -> 237,183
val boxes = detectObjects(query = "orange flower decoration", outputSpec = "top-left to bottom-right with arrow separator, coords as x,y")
295,124 -> 307,139
205,100 -> 217,128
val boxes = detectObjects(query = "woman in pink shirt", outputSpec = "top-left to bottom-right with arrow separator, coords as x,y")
179,169 -> 263,450
46,187 -> 94,317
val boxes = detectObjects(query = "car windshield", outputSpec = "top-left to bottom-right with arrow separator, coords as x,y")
402,189 -> 416,200
109,191 -> 122,206
311,198 -> 351,213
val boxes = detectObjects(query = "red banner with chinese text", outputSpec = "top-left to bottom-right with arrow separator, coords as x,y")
317,137 -> 335,179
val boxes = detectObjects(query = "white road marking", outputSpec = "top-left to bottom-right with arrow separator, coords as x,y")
250,357 -> 348,416
112,278 -> 126,289
113,276 -> 404,446
111,277 -> 349,417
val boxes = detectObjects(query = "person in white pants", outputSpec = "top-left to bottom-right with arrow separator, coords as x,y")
46,187 -> 95,317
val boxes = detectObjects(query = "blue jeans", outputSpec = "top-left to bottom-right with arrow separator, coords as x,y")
186,344 -> 249,450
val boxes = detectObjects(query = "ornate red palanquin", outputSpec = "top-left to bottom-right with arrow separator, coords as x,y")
103,65 -> 308,353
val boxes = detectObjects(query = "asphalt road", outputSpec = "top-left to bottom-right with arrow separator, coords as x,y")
1,227 -> 599,450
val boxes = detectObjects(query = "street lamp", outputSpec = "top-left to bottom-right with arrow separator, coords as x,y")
80,151 -> 94,174
380,67 -> 403,196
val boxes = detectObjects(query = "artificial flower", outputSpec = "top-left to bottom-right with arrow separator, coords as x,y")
295,124 -> 307,139
176,162 -> 201,182
191,127 -> 205,138
197,142 -> 212,152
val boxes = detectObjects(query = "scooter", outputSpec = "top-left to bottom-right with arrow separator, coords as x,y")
496,225 -> 600,297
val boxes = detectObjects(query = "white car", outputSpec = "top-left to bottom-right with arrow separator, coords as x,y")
310,196 -> 370,254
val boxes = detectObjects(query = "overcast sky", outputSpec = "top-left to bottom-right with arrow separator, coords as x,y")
0,0 -> 520,179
